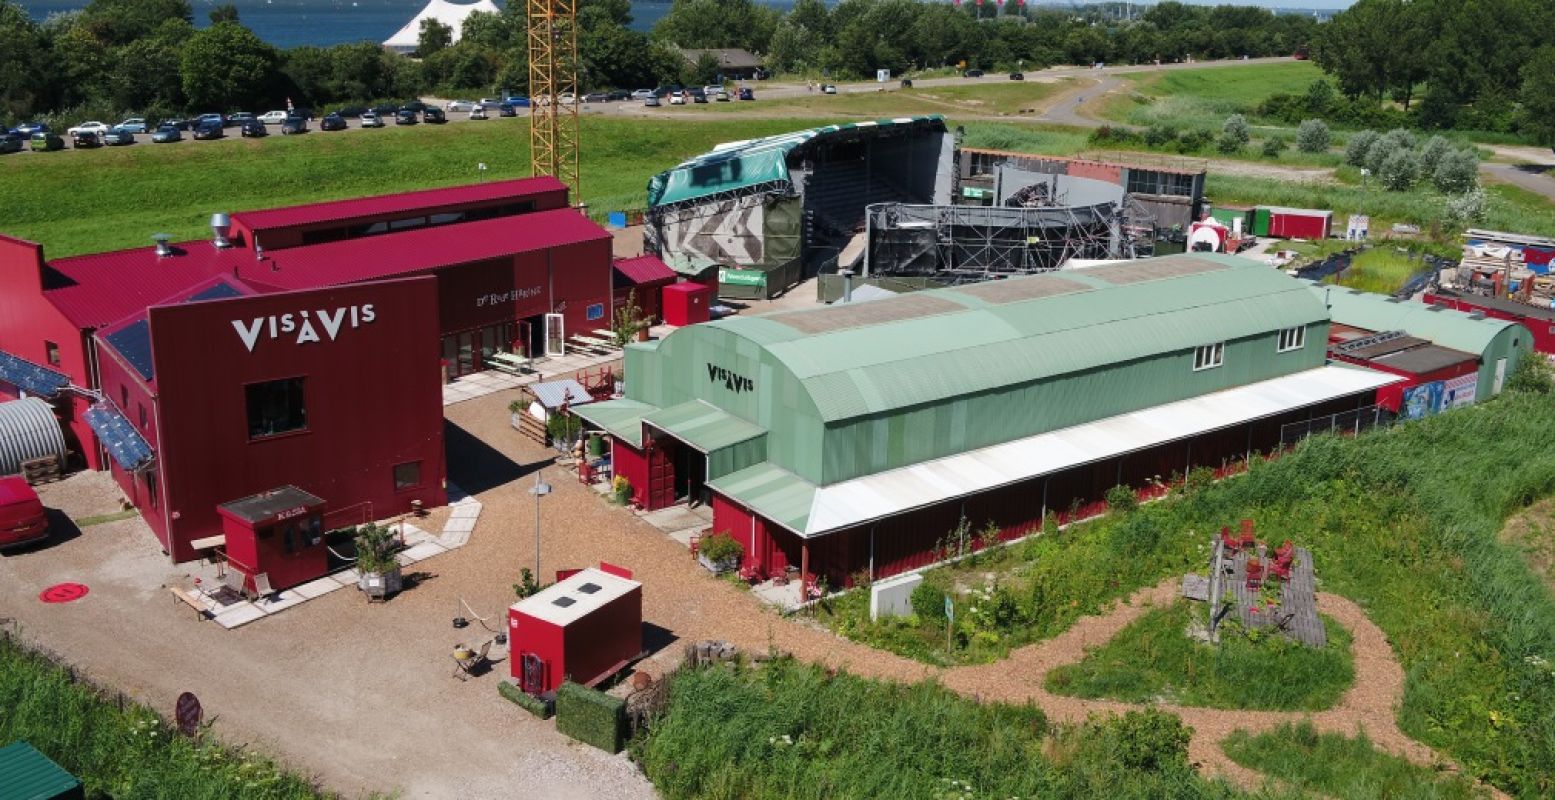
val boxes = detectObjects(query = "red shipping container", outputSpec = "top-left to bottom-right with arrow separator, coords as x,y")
1266,207 -> 1332,240
661,282 -> 712,326
508,566 -> 642,694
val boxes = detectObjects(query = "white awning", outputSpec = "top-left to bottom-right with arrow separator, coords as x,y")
383,0 -> 500,52
800,365 -> 1400,537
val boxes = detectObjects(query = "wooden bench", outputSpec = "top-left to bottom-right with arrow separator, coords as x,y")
487,352 -> 533,375
168,586 -> 212,620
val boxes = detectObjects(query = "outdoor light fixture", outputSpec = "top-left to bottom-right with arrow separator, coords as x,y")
530,471 -> 552,581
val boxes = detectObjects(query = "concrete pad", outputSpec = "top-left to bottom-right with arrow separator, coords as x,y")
640,505 -> 707,534
443,516 -> 477,534
258,589 -> 309,614
213,603 -> 267,629
667,527 -> 704,548
292,576 -> 343,600
395,551 -> 421,567
329,568 -> 360,586
450,504 -> 481,519
403,541 -> 448,562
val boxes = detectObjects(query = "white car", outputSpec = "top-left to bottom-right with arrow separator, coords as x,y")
668,92 -> 685,105
715,89 -> 730,102
476,97 -> 504,108
67,121 -> 110,136
558,92 -> 577,105
259,110 -> 289,124
446,99 -> 476,112
821,84 -> 838,94
470,106 -> 488,120
631,88 -> 654,100
703,84 -> 723,97
360,111 -> 384,128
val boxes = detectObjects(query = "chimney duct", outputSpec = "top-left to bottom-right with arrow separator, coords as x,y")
210,212 -> 232,248
840,268 -> 854,303
151,233 -> 173,258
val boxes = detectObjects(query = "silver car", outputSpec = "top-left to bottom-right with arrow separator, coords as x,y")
446,99 -> 476,112
360,111 -> 385,128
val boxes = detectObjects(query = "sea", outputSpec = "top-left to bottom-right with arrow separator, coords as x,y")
17,0 -> 797,46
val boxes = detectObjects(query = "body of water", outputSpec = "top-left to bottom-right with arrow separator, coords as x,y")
17,0 -> 799,48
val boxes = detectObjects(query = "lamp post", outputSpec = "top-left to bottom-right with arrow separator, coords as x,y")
530,470 -> 552,580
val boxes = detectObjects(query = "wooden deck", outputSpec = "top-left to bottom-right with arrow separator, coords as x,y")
1219,546 -> 1327,648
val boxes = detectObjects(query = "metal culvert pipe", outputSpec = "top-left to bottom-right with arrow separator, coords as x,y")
0,397 -> 68,476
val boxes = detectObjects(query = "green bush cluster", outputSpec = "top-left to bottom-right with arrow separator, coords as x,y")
556,681 -> 626,753
498,680 -> 554,719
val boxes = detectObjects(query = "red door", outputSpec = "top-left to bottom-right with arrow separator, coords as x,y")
646,442 -> 675,510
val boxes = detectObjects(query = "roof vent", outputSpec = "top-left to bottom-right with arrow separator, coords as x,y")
151,233 -> 173,258
1468,311 -> 1486,320
210,212 -> 232,248
1427,305 -> 1445,312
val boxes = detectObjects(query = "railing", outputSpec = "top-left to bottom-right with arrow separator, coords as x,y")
1279,405 -> 1392,448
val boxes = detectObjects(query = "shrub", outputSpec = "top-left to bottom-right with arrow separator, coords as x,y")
1105,484 -> 1138,514
1365,130 -> 1412,176
1086,709 -> 1192,773
1507,353 -> 1553,394
555,681 -> 626,753
354,522 -> 399,574
1433,148 -> 1480,194
1215,133 -> 1243,154
498,680 -> 554,719
1261,136 -> 1288,158
1295,119 -> 1331,152
910,581 -> 946,621
1416,134 -> 1453,176
513,567 -> 544,598
699,532 -> 743,565
1143,124 -> 1177,148
546,411 -> 581,445
1343,129 -> 1379,167
1378,147 -> 1420,191
1175,129 -> 1213,153
1443,186 -> 1489,229
1221,113 -> 1250,147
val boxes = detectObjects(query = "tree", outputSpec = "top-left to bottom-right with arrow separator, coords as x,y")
180,21 -> 280,110
1365,128 -> 1414,175
208,3 -> 238,24
1433,148 -> 1480,194
78,0 -> 192,46
1520,46 -> 1555,148
101,19 -> 191,112
416,18 -> 453,59
1295,119 -> 1330,153
0,1 -> 56,119
1377,147 -> 1418,191
1416,135 -> 1452,177
1221,113 -> 1250,146
1344,129 -> 1379,167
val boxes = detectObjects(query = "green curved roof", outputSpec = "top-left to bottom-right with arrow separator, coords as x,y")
1309,283 -> 1526,356
646,116 -> 946,208
695,253 -> 1328,423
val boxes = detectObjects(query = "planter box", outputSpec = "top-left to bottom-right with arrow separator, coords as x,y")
359,567 -> 404,599
698,553 -> 737,575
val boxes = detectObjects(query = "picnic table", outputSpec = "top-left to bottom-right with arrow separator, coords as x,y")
487,351 -> 532,375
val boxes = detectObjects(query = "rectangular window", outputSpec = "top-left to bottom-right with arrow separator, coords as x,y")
119,385 -> 128,408
246,377 -> 307,439
586,303 -> 605,321
1277,326 -> 1306,353
44,340 -> 60,366
1193,342 -> 1225,371
393,460 -> 422,490
138,403 -> 147,429
145,470 -> 158,509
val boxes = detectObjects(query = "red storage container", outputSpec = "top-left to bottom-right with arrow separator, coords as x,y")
216,486 -> 328,593
661,282 -> 712,326
1266,207 -> 1332,240
509,566 -> 642,694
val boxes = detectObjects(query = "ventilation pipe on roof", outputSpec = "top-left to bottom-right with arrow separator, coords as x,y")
840,269 -> 854,303
210,212 -> 232,248
151,233 -> 173,258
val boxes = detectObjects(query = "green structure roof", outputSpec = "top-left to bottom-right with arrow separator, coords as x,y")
646,116 -> 945,208
576,398 -> 656,447
707,462 -> 816,534
708,254 -> 1325,423
1310,283 -> 1524,356
644,401 -> 765,452
0,742 -> 82,800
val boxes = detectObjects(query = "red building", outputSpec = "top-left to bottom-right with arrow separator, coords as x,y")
508,566 -> 643,694
1324,324 -> 1479,413
0,177 -> 617,563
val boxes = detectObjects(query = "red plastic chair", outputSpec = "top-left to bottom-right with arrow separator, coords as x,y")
1276,540 -> 1295,562
1219,526 -> 1239,554
688,534 -> 700,559
1269,561 -> 1291,582
1245,558 -> 1264,589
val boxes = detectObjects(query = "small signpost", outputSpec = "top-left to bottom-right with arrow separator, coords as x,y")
175,691 -> 202,737
944,597 -> 954,652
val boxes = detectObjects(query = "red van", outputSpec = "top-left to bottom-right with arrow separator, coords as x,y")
0,476 -> 48,550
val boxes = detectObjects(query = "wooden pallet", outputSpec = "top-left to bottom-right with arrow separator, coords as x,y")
518,412 -> 547,446
20,455 -> 62,485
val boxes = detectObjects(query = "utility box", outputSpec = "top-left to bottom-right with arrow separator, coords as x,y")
509,566 -> 642,695
661,282 -> 712,326
216,486 -> 327,594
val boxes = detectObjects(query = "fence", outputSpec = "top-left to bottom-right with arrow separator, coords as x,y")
1279,404 -> 1392,448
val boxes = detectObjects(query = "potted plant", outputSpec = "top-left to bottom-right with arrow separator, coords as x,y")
697,532 -> 743,575
612,290 -> 649,346
354,522 -> 403,600
509,399 -> 526,430
547,411 -> 581,451
611,475 -> 633,505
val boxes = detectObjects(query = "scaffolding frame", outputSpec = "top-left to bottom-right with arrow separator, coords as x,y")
527,0 -> 579,197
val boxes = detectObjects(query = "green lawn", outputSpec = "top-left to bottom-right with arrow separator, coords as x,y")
1101,61 -> 1325,131
1044,601 -> 1355,712
1331,246 -> 1432,295
1222,723 -> 1489,800
0,632 -> 329,799
695,80 -> 1071,118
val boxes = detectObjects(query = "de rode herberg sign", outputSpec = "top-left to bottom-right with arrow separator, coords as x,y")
231,304 -> 377,352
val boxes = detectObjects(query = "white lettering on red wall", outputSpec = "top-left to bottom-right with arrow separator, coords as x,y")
475,286 -> 542,308
231,304 -> 377,353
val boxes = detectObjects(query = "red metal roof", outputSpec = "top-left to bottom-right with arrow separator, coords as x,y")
612,255 -> 677,287
44,242 -> 257,329
255,208 -> 610,289
230,176 -> 569,233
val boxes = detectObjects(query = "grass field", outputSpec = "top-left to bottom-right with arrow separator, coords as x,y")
1044,601 -> 1355,712
0,631 -> 329,799
1222,723 -> 1488,800
696,80 -> 1071,118
1100,61 -> 1325,131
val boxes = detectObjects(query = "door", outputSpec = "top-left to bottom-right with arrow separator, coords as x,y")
646,441 -> 675,510
455,331 -> 475,376
1493,358 -> 1507,395
545,313 -> 565,357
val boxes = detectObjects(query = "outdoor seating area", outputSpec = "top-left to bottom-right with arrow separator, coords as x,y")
442,324 -> 672,406
1196,519 -> 1326,648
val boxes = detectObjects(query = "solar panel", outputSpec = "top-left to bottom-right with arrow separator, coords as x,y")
103,319 -> 155,381
185,280 -> 243,303
84,404 -> 154,471
0,350 -> 70,397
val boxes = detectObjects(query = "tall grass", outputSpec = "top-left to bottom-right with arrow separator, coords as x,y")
0,631 -> 330,799
1104,62 -> 1325,130
1222,722 -> 1488,800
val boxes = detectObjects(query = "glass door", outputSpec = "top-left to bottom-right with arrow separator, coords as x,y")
545,313 -> 565,357
456,331 -> 475,375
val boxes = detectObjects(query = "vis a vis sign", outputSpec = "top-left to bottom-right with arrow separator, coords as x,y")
232,304 -> 376,352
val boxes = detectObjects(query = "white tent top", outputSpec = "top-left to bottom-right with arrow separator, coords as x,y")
383,0 -> 501,53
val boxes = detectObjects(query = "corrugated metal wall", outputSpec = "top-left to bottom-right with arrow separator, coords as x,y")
0,397 -> 67,475
707,436 -> 767,482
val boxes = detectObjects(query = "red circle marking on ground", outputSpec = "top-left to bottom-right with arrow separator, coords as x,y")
39,583 -> 89,603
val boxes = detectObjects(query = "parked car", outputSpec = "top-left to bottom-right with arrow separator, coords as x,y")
631,88 -> 655,100
334,106 -> 367,118
0,133 -> 24,154
558,92 -> 577,104
446,99 -> 476,112
400,101 -> 428,113
241,119 -> 267,137
67,120 -> 110,137
422,107 -> 447,123
360,111 -> 385,128
372,103 -> 400,116
320,113 -> 348,131
470,105 -> 488,120
30,131 -> 64,151
103,128 -> 135,145
151,124 -> 182,143
193,120 -> 224,140
497,103 -> 518,117
163,118 -> 193,131
821,84 -> 837,94
116,117 -> 149,133
228,112 -> 255,126
195,113 -> 225,128
504,95 -> 530,106
10,121 -> 48,137
738,87 -> 755,101
643,94 -> 662,107
582,92 -> 609,103
71,130 -> 102,148
690,88 -> 707,104
714,89 -> 730,102
607,90 -> 630,102
668,91 -> 685,105
395,108 -> 418,125
1008,72 -> 1025,81
259,110 -> 289,125
964,68 -> 984,77
0,476 -> 49,551
702,84 -> 723,97
477,97 -> 505,109
280,115 -> 308,134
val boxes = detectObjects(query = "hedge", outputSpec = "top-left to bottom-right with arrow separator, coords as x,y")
497,681 -> 554,720
555,681 -> 625,753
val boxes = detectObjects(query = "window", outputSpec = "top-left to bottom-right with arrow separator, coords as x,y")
1193,342 -> 1224,371
586,303 -> 605,321
138,403 -> 147,429
145,470 -> 158,509
119,385 -> 128,408
246,377 -> 307,439
44,341 -> 60,366
1277,326 -> 1306,353
578,582 -> 601,594
552,596 -> 576,608
393,460 -> 422,490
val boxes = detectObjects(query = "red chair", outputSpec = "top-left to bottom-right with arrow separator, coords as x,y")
688,534 -> 700,559
1245,558 -> 1264,589
1276,540 -> 1295,562
1269,560 -> 1291,582
1219,526 -> 1239,554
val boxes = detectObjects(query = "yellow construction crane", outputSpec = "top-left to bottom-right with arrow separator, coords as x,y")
527,0 -> 580,200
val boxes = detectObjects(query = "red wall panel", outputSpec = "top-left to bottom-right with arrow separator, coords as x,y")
611,438 -> 648,507
560,586 -> 642,687
549,238 -> 614,341
1067,160 -> 1124,184
148,276 -> 446,562
437,253 -> 551,336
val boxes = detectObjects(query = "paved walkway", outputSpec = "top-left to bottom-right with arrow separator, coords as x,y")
441,325 -> 673,407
